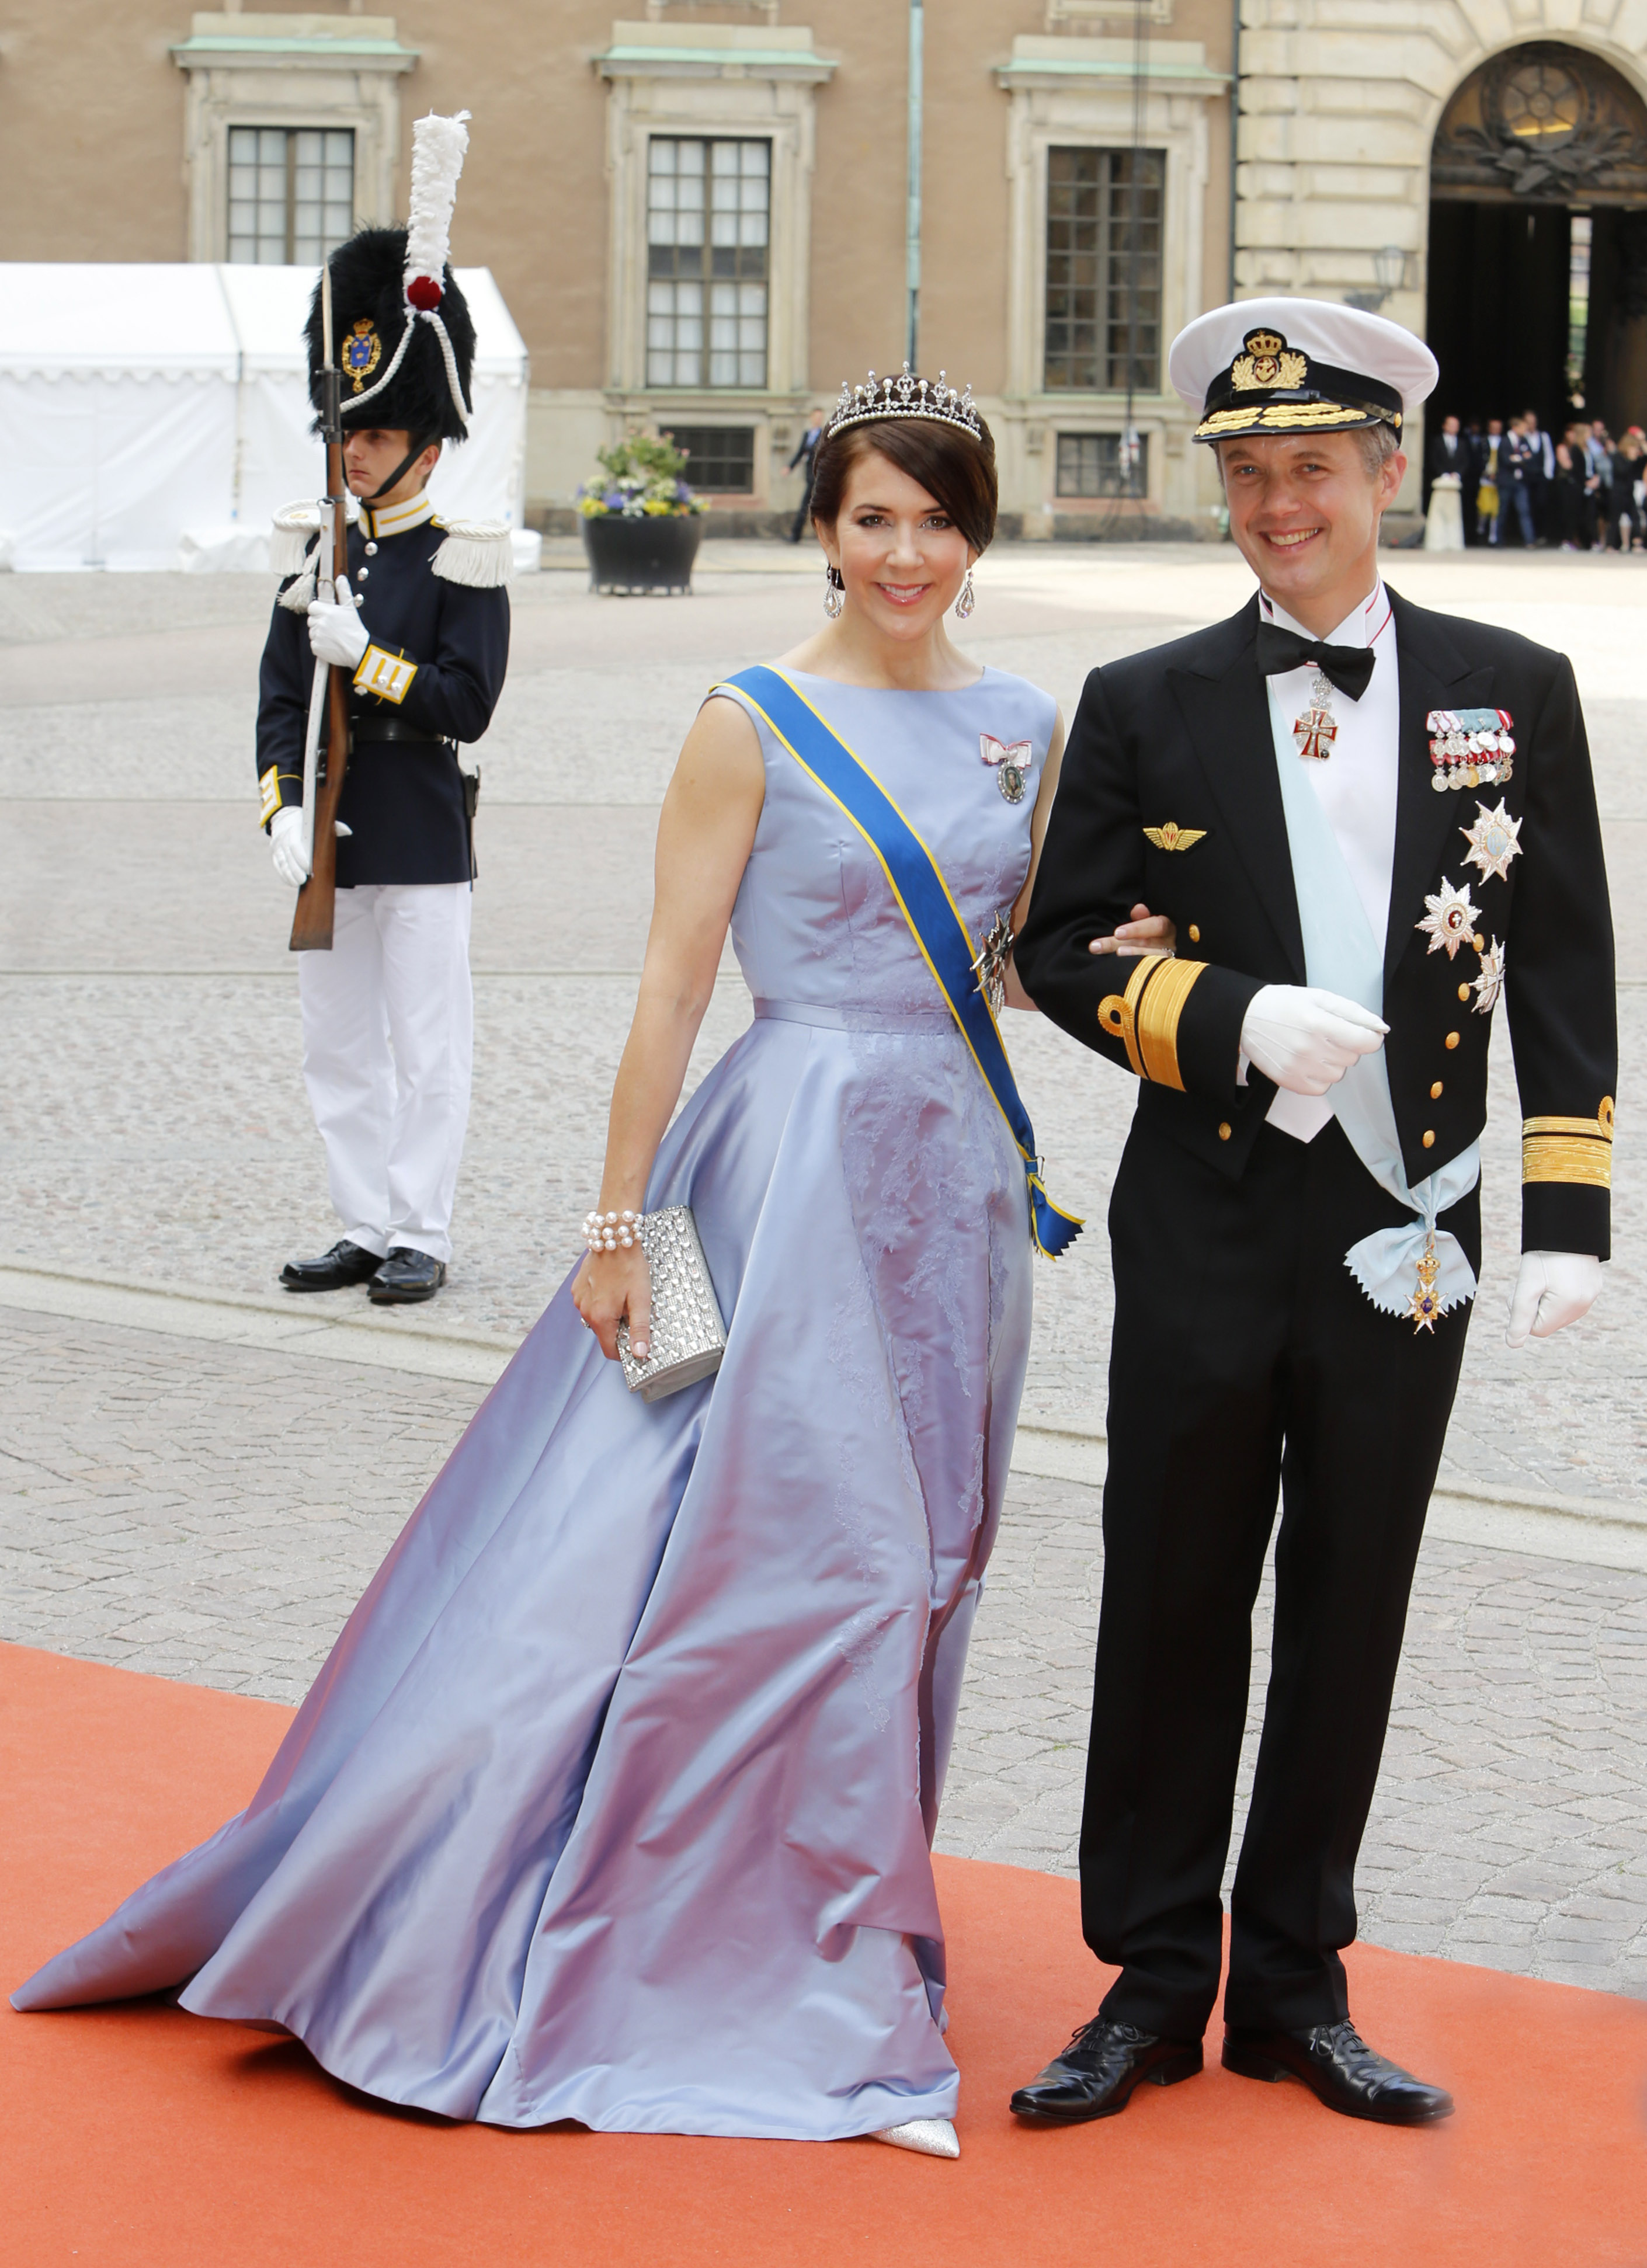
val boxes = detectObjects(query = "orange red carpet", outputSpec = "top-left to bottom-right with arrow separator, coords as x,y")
3,1641 -> 1642,2267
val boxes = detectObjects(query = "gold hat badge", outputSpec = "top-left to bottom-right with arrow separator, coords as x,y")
1231,331 -> 1308,392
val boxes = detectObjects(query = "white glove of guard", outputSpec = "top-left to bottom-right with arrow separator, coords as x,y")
1504,1251 -> 1603,1348
1239,985 -> 1388,1096
269,803 -> 309,888
307,573 -> 369,671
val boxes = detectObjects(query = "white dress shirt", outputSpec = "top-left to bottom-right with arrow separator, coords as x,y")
1253,581 -> 1400,1142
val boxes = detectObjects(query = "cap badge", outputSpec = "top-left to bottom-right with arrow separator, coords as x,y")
342,318 -> 383,394
1231,330 -> 1308,392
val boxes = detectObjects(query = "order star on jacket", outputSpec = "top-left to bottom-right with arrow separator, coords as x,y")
1460,799 -> 1523,885
1471,937 -> 1507,1015
1416,875 -> 1480,958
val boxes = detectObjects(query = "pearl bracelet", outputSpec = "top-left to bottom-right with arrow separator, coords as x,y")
584,1208 -> 643,1254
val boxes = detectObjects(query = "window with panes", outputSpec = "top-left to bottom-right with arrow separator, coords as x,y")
228,127 -> 355,265
647,139 -> 770,389
1044,147 -> 1165,393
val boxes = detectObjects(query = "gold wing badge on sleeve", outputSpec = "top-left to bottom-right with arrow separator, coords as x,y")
1143,822 -> 1206,851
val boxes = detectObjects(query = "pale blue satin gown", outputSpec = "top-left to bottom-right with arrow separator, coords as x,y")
15,667 -> 1058,2140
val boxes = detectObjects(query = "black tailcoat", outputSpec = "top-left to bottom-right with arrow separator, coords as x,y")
255,513 -> 510,888
1013,589 -> 1617,2038
1016,587 -> 1615,1257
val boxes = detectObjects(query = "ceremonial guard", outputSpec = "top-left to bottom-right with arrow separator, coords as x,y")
1012,302 -> 1615,2127
260,112 -> 510,1305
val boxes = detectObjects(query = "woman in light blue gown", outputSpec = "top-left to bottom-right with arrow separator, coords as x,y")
14,375 -> 1165,2153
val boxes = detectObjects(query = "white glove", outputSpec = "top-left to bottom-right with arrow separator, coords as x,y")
1504,1251 -> 1603,1348
269,803 -> 309,888
307,574 -> 369,671
1239,985 -> 1388,1096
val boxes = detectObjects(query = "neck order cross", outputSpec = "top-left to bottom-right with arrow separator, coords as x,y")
1293,668 -> 1339,761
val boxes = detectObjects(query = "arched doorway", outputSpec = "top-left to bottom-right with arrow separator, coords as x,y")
1426,43 -> 1647,438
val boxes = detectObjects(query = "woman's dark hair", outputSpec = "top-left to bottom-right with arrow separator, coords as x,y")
809,411 -> 998,552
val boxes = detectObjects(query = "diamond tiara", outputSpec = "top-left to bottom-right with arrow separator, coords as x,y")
825,360 -> 983,443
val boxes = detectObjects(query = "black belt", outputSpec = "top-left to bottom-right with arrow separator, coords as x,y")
352,716 -> 453,749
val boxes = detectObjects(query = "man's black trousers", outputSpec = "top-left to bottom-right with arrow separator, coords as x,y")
1084,1115 -> 1478,2041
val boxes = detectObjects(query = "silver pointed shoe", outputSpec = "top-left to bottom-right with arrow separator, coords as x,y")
873,2117 -> 960,2159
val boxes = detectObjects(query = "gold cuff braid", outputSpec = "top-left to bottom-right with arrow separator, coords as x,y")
1098,956 -> 1207,1091
1523,1100 -> 1613,1187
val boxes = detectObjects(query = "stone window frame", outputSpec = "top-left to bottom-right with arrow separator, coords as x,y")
596,23 -> 835,500
996,38 -> 1228,512
171,14 -> 419,265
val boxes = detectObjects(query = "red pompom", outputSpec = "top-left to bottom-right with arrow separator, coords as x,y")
406,274 -> 443,312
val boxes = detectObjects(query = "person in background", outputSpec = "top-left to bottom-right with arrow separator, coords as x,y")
1473,417 -> 1504,546
1618,429 -> 1646,551
1504,416 -> 1540,548
787,406 -> 826,542
1521,409 -> 1554,541
1589,423 -> 1621,551
1554,423 -> 1594,551
1426,413 -> 1466,498
1423,415 -> 1465,551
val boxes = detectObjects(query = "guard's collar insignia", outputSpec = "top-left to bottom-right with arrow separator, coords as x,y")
342,319 -> 382,394
1194,324 -> 1403,444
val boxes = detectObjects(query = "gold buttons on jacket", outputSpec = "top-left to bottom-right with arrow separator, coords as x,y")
1188,924 -> 1201,943
1457,984 -> 1470,1001
1218,1121 -> 1232,1141
1472,933 -> 1485,953
1431,1081 -> 1444,1098
1423,1130 -> 1436,1148
1446,1031 -> 1460,1049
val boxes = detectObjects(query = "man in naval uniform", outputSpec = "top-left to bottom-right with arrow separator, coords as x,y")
260,220 -> 510,1305
1012,300 -> 1615,2128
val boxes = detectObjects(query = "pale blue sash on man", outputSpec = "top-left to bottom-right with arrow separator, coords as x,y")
1270,737 -> 1479,1317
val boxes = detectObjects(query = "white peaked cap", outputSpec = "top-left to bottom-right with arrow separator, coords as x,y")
1169,297 -> 1438,444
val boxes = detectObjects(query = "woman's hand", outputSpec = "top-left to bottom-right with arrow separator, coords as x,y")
572,1246 -> 653,1363
1088,905 -> 1178,958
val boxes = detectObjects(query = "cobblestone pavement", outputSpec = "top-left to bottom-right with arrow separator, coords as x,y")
4,549 -> 1645,2002
3,1303 -> 1643,1998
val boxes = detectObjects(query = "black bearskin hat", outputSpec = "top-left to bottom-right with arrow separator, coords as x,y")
305,225 -> 475,444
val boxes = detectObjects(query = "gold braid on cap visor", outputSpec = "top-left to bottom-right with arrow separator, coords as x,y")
1195,400 -> 1402,439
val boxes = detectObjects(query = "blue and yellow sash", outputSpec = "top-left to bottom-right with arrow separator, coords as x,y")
722,665 -> 1081,1258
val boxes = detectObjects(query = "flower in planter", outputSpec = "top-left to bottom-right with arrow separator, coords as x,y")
576,433 -> 710,517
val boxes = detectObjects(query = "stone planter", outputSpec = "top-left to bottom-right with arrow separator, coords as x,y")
581,513 -> 703,594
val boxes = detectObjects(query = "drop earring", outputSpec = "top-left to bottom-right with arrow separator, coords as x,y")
954,568 -> 976,621
823,563 -> 845,620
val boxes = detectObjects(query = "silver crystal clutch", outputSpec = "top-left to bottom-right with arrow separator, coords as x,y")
616,1205 -> 727,1403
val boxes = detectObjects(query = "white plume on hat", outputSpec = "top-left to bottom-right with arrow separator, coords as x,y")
1169,297 -> 1439,420
405,110 -> 470,304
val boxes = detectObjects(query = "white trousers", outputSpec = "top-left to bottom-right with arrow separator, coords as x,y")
297,883 -> 474,1265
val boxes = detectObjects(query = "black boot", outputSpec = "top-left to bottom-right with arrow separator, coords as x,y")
368,1247 -> 447,1305
280,1240 -> 383,1293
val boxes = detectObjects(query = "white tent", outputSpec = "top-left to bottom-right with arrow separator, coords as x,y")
0,264 -> 529,571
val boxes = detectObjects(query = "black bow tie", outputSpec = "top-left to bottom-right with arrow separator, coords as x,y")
1254,620 -> 1376,702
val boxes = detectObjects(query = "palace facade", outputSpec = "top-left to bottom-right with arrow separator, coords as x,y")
5,2 -> 1645,532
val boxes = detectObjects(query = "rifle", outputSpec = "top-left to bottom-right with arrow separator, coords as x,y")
290,258 -> 353,954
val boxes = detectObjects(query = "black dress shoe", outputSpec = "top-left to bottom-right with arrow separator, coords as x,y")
1010,2016 -> 1203,2124
280,1240 -> 384,1293
1222,2019 -> 1454,2125
368,1247 -> 447,1305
